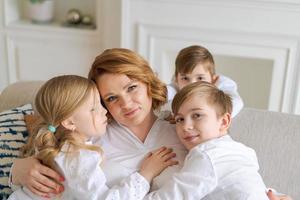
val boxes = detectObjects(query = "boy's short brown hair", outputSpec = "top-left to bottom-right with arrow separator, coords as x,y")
175,45 -> 215,77
172,82 -> 232,118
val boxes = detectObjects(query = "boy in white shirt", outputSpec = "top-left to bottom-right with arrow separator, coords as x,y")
146,81 -> 268,200
165,45 -> 243,118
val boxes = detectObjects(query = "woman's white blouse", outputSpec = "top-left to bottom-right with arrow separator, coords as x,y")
8,144 -> 150,200
99,118 -> 188,192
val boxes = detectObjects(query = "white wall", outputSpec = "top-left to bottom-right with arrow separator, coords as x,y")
115,0 -> 300,114
1,0 -> 299,114
0,0 -> 104,92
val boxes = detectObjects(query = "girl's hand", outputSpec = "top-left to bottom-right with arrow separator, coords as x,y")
139,147 -> 178,183
267,190 -> 293,200
12,157 -> 64,197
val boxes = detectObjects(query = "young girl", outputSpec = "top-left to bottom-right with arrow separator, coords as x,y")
8,75 -> 177,200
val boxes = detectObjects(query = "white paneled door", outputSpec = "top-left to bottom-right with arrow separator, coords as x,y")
116,0 -> 300,115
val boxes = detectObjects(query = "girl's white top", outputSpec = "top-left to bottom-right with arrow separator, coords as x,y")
8,142 -> 150,200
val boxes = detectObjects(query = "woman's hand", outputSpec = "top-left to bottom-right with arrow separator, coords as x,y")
267,190 -> 293,200
12,157 -> 64,197
139,147 -> 178,183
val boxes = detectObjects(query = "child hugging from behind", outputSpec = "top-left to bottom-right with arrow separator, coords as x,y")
164,45 -> 243,118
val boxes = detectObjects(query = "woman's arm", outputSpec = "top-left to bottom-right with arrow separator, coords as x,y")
11,157 -> 64,197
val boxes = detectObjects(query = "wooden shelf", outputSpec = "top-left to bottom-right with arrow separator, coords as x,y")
6,19 -> 99,37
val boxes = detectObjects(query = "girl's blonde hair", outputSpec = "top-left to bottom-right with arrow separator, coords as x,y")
172,82 -> 232,118
88,48 -> 167,111
22,75 -> 102,170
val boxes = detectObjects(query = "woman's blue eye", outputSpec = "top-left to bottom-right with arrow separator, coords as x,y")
128,85 -> 137,92
106,96 -> 117,102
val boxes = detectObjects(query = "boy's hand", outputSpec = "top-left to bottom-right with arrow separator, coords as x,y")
267,190 -> 293,200
139,147 -> 178,183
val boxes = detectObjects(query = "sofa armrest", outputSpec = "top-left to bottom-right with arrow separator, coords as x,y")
0,81 -> 44,112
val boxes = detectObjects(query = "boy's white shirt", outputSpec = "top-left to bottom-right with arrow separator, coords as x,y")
164,75 -> 244,118
8,142 -> 150,200
144,135 -> 268,200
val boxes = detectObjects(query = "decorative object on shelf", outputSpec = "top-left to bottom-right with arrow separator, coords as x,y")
66,9 -> 82,25
63,8 -> 96,30
27,0 -> 54,23
81,15 -> 93,26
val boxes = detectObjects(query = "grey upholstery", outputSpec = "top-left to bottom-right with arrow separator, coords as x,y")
230,109 -> 300,198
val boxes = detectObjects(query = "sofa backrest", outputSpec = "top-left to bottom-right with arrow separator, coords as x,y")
0,81 -> 44,112
230,108 -> 300,198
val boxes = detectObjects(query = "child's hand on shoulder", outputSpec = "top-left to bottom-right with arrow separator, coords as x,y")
212,75 -> 219,85
139,147 -> 178,183
164,113 -> 176,124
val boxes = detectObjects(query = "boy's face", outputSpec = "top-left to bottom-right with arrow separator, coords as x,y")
174,95 -> 230,150
176,63 -> 215,90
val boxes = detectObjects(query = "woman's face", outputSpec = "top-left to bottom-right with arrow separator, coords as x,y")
96,73 -> 153,127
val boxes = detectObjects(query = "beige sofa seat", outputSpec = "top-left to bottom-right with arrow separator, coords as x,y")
0,81 -> 299,198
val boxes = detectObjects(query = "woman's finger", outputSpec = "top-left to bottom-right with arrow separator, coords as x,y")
39,165 -> 64,183
28,182 -> 50,197
32,171 -> 62,193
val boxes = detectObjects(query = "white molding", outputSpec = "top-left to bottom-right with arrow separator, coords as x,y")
6,36 -> 18,84
136,23 -> 299,113
121,0 -> 130,48
0,0 -> 4,28
295,77 -> 300,114
130,0 -> 300,11
0,34 -> 9,92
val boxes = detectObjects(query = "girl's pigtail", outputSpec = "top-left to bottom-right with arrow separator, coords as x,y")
34,125 -> 60,169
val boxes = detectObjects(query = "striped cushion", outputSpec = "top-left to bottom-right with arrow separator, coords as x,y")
0,104 -> 33,199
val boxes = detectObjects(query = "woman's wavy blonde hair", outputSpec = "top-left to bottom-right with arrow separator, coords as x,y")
22,75 -> 102,170
88,48 -> 167,112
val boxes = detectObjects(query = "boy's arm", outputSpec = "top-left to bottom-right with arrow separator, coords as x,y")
57,149 -> 150,200
215,75 -> 244,117
144,149 -> 217,200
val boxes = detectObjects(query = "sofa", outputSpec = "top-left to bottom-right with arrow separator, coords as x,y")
0,81 -> 299,199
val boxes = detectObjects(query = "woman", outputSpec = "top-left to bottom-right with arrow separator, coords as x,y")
11,48 -> 291,200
